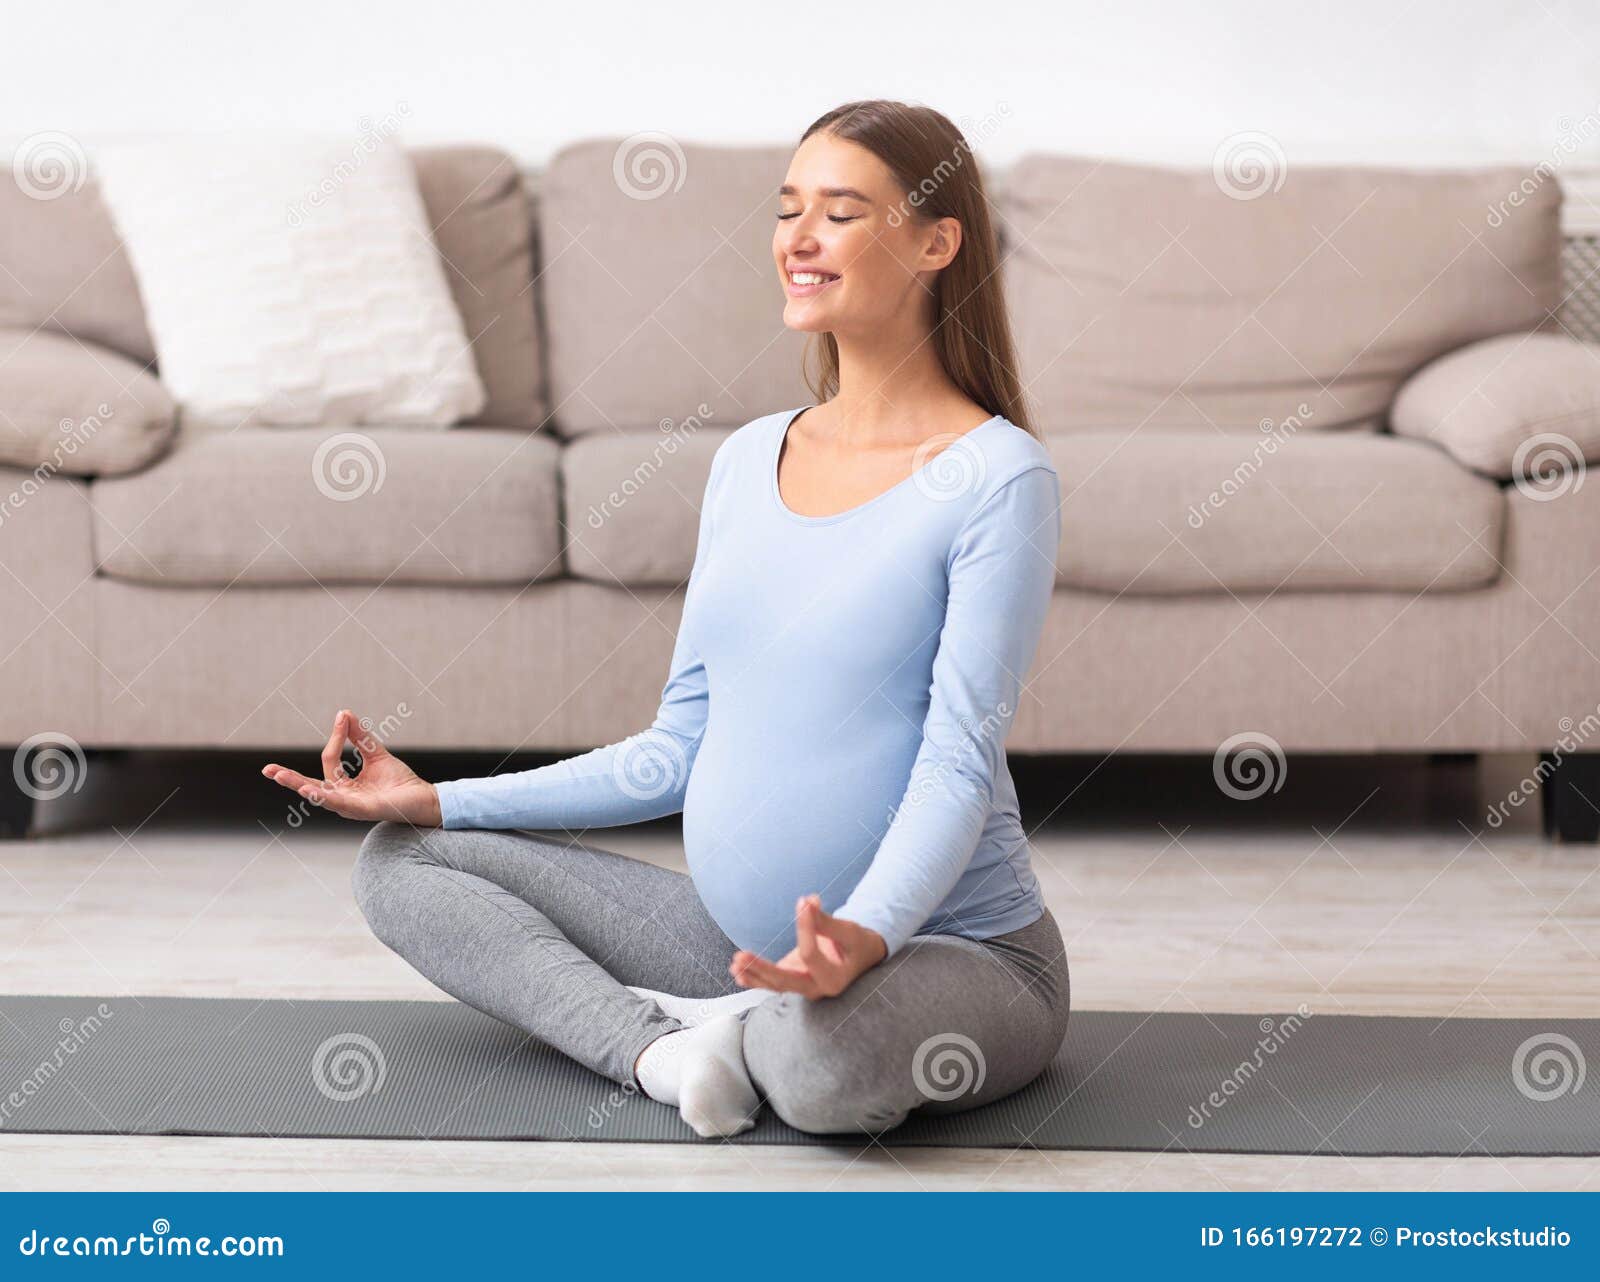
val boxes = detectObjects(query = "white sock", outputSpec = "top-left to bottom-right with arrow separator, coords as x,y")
628,985 -> 771,1027
634,1014 -> 760,1138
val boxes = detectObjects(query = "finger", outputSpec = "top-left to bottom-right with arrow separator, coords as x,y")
296,780 -> 371,820
262,764 -> 319,793
794,896 -> 826,971
320,711 -> 349,783
797,895 -> 848,970
345,710 -> 390,760
731,952 -> 816,996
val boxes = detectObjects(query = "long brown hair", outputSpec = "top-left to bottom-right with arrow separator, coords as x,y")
796,99 -> 1035,437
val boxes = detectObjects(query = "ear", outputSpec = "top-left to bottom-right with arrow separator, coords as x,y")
920,215 -> 963,273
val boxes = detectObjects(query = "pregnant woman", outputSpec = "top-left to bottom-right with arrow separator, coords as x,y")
263,99 -> 1068,1138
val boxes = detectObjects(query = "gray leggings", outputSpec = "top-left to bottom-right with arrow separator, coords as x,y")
353,822 -> 1070,1135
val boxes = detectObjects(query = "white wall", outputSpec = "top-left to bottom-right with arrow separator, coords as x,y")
1,0 -> 1592,168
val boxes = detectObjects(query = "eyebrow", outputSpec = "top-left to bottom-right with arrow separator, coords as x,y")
778,184 -> 873,203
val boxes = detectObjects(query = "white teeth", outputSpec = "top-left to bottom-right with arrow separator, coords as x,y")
789,272 -> 835,286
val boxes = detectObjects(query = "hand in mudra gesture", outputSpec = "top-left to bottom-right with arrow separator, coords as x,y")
729,894 -> 887,1000
262,709 -> 441,826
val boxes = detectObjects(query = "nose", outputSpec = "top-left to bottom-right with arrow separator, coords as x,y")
777,214 -> 820,257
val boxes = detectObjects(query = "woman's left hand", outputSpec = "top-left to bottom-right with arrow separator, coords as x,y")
729,894 -> 888,999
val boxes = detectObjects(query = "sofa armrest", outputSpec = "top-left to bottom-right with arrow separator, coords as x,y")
1390,332 -> 1600,482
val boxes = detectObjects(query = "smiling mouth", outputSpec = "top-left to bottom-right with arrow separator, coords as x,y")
786,269 -> 840,297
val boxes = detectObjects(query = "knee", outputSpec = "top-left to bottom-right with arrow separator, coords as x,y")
351,821 -> 423,921
744,998 -> 910,1136
763,1080 -> 909,1136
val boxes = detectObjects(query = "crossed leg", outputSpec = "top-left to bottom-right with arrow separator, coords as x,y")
352,822 -> 1070,1135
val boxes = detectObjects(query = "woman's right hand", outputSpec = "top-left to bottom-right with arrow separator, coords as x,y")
262,709 -> 442,826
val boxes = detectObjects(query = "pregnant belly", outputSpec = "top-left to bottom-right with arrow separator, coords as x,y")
681,725 -> 914,955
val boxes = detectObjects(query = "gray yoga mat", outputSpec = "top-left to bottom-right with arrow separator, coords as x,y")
1,995 -> 1594,1154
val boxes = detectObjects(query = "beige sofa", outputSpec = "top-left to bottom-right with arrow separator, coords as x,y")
3,141 -> 1599,840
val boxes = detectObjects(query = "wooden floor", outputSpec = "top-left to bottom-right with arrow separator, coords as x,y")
2,750 -> 1595,1191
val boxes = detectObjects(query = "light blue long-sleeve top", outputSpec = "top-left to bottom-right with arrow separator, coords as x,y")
435,406 -> 1062,959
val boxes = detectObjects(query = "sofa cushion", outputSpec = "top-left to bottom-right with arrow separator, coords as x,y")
1050,428 -> 1505,594
411,146 -> 547,428
0,167 -> 155,363
92,137 -> 486,431
539,139 -> 810,437
562,427 -> 731,584
1391,332 -> 1600,480
91,427 -> 562,585
0,145 -> 543,428
1002,156 -> 1561,435
561,421 -> 1499,594
0,329 -> 176,475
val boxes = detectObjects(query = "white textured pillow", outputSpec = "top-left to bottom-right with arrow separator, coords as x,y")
92,135 -> 485,430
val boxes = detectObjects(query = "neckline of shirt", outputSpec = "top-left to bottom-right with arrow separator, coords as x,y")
768,404 -> 1005,526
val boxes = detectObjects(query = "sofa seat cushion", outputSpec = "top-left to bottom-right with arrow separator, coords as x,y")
562,424 -> 1499,595
561,426 -> 730,585
91,427 -> 562,586
1051,429 -> 1504,594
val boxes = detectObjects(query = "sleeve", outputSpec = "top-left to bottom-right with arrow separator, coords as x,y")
832,464 -> 1061,956
432,447 -> 723,831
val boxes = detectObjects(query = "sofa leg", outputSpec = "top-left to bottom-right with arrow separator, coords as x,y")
0,751 -> 37,839
1540,751 -> 1600,843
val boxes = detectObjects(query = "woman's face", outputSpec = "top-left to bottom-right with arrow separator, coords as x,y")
773,131 -> 955,339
